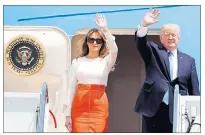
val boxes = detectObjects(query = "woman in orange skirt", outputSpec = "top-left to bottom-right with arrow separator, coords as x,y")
64,13 -> 118,133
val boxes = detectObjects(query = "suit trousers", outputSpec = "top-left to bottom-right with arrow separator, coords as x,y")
142,102 -> 173,133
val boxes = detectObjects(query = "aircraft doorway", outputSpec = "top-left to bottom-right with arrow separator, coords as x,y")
71,29 -> 161,132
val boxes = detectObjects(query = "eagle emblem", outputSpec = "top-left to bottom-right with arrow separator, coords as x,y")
5,35 -> 45,76
16,46 -> 34,66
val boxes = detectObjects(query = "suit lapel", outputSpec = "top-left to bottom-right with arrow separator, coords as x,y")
177,50 -> 183,77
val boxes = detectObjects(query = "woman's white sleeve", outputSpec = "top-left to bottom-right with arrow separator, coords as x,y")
102,28 -> 118,70
64,59 -> 78,116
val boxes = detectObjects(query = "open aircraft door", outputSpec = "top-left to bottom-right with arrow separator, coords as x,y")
71,28 -> 161,132
4,26 -> 71,132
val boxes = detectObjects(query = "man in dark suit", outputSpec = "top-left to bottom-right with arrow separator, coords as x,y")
134,9 -> 200,133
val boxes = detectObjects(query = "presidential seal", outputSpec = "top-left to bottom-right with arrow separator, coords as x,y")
5,35 -> 45,76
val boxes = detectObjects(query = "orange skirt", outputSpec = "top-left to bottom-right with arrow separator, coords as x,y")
71,84 -> 109,133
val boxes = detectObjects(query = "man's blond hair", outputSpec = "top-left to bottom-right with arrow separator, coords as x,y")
160,24 -> 180,37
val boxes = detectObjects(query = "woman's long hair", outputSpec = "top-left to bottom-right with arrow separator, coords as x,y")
80,28 -> 108,58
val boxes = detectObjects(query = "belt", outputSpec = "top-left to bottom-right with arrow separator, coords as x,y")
77,84 -> 105,91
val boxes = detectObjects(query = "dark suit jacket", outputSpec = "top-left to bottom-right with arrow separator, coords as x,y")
134,33 -> 200,118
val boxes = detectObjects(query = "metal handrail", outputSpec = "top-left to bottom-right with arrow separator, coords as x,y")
36,83 -> 48,132
173,84 -> 180,132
